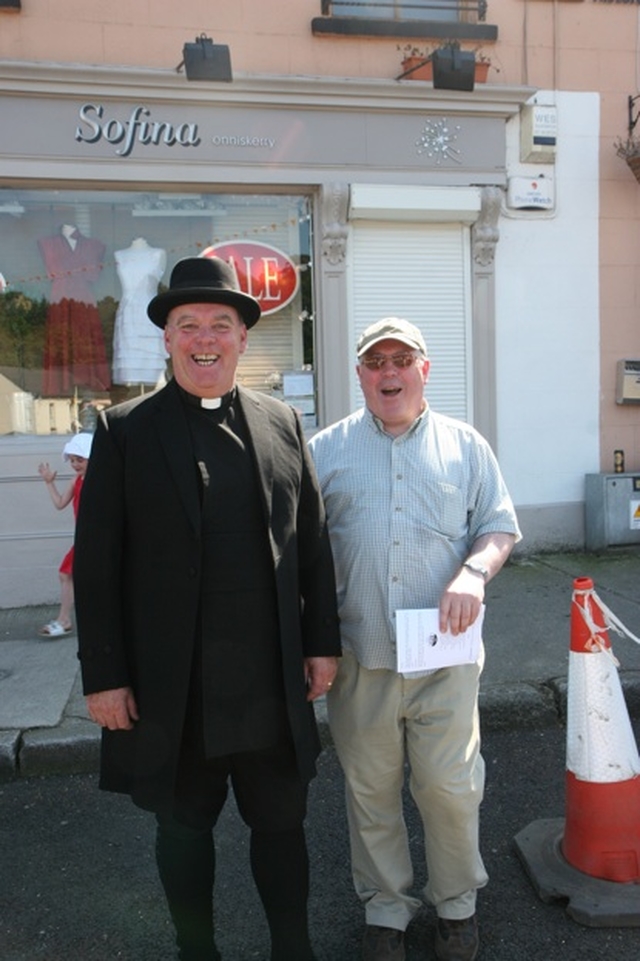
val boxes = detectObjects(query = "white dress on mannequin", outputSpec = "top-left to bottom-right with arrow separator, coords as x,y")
112,239 -> 168,385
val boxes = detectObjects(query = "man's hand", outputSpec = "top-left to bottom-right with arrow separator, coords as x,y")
439,532 -> 517,635
304,656 -> 339,701
86,687 -> 139,730
439,568 -> 485,636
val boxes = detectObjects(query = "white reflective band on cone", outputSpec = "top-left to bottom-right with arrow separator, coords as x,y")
567,649 -> 640,782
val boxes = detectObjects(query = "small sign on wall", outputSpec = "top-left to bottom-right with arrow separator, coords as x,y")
507,176 -> 554,210
520,104 -> 557,163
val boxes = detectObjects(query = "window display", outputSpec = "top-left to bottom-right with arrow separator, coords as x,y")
0,189 -> 315,435
38,223 -> 110,396
112,238 -> 167,386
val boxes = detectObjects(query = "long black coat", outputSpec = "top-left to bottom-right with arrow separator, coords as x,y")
74,379 -> 341,813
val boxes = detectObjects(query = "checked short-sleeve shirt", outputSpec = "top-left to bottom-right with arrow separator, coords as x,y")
309,405 -> 521,671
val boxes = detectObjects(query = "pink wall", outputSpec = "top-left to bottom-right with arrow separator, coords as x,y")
1,0 -> 639,469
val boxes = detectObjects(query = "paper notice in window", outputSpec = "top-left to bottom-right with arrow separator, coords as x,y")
396,606 -> 485,674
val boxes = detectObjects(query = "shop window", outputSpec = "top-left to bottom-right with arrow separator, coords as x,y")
312,0 -> 497,41
322,1 -> 463,22
0,190 -> 317,436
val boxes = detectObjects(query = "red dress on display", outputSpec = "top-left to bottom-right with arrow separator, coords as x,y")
38,230 -> 111,396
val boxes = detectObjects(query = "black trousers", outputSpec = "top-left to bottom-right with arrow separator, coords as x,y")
155,740 -> 314,961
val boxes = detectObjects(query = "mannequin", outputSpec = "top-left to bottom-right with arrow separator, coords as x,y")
61,223 -> 79,250
112,238 -> 168,385
38,224 -> 110,396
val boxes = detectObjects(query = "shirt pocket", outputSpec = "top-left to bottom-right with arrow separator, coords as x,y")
426,482 -> 468,540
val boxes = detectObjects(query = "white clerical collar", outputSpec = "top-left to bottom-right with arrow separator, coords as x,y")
201,397 -> 222,410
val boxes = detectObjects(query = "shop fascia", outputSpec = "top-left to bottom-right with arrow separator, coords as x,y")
75,103 -> 277,158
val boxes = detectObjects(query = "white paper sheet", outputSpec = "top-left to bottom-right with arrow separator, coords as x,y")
396,606 -> 485,674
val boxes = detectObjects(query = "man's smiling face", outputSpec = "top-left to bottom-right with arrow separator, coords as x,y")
357,338 -> 430,437
164,302 -> 248,398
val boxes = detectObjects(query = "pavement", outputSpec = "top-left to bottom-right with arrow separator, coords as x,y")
1,548 -> 639,783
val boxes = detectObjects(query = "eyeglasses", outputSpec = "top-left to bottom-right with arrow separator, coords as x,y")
359,351 -> 418,371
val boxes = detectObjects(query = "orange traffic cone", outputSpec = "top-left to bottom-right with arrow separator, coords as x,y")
561,576 -> 640,882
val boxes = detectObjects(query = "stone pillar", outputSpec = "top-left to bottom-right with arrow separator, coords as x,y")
471,186 -> 502,451
316,182 -> 351,426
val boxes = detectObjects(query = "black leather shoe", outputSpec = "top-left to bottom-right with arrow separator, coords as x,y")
434,915 -> 479,961
362,925 -> 405,961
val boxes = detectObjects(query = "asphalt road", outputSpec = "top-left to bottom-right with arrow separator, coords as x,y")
1,723 -> 639,961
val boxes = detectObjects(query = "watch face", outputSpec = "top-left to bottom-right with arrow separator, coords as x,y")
465,561 -> 487,579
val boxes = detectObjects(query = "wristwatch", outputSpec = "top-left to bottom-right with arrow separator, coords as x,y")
463,560 -> 489,581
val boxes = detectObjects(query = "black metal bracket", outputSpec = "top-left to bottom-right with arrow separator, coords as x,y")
628,94 -> 640,138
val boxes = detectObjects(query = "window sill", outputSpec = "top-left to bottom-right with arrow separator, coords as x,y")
311,17 -> 498,42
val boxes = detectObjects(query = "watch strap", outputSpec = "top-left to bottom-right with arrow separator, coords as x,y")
463,560 -> 488,581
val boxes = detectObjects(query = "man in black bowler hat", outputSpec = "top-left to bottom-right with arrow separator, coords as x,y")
74,256 -> 341,961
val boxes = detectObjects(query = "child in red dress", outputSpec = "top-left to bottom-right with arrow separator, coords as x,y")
37,432 -> 93,638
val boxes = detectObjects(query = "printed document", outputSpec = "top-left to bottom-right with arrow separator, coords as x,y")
396,606 -> 485,674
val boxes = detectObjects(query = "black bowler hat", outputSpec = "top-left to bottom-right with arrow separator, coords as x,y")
147,256 -> 261,329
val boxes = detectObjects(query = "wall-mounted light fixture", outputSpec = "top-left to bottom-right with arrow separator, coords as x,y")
432,44 -> 475,93
176,34 -> 232,82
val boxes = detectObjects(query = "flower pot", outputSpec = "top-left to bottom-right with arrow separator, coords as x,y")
401,56 -> 490,84
401,56 -> 432,81
625,154 -> 640,184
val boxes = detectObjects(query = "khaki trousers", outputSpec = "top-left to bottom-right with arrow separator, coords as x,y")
327,650 -> 488,931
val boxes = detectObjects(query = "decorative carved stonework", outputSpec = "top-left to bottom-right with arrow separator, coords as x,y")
320,183 -> 349,266
472,186 -> 503,266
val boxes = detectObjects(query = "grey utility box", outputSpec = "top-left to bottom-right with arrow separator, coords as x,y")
616,359 -> 640,404
585,473 -> 640,551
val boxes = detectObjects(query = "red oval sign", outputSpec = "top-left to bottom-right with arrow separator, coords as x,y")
201,241 -> 299,316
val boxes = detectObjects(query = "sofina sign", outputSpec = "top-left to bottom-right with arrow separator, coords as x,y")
202,242 -> 299,315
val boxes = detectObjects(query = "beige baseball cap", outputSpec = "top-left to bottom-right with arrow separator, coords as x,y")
356,318 -> 427,358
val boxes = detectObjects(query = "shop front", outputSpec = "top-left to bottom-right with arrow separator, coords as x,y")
0,62 -> 531,605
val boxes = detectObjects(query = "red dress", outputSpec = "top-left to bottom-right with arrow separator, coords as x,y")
38,231 -> 111,396
59,474 -> 84,576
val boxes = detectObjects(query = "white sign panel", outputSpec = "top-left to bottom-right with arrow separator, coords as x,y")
396,606 -> 484,674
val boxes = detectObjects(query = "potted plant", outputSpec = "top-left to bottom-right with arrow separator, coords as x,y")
615,136 -> 640,184
472,48 -> 494,83
397,41 -> 496,84
397,43 -> 436,81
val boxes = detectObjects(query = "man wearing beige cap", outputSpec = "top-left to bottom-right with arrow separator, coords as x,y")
309,318 -> 520,961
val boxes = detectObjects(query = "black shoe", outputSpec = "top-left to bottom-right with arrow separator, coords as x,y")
434,915 -> 479,961
362,925 -> 405,961
177,944 -> 221,961
178,951 -> 221,961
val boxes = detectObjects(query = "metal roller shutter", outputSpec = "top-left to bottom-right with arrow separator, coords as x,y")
348,220 -> 472,421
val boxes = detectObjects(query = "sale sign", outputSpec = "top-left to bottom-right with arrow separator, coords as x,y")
201,241 -> 299,315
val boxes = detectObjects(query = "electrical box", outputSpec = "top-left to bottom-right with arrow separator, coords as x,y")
616,359 -> 640,404
520,104 -> 557,164
507,176 -> 554,210
585,474 -> 640,551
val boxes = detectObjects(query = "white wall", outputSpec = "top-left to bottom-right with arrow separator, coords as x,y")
495,91 -> 600,545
